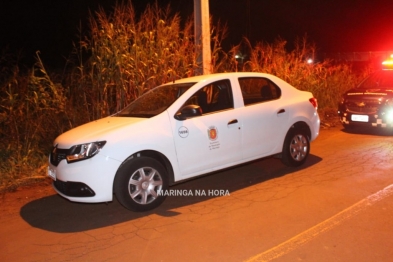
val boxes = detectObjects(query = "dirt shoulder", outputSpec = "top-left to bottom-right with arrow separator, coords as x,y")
0,178 -> 54,216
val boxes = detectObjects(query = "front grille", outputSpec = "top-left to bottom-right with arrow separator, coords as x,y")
50,147 -> 69,166
345,98 -> 380,114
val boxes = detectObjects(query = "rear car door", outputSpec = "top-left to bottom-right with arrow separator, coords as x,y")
238,77 -> 289,159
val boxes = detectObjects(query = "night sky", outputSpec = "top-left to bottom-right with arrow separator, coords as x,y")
1,0 -> 393,68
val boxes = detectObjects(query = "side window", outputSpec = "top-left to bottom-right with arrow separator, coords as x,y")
238,77 -> 281,106
183,79 -> 233,115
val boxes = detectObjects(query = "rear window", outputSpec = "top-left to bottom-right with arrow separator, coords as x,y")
238,77 -> 281,105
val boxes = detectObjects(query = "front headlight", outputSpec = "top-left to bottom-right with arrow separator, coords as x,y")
66,141 -> 106,163
384,99 -> 393,123
386,110 -> 393,123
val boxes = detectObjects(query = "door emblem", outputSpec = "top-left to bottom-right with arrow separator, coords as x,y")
208,126 -> 218,141
178,126 -> 189,138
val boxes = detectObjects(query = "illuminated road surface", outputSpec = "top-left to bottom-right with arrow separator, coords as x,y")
1,126 -> 393,261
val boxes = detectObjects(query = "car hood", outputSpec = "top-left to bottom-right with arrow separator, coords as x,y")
54,116 -> 145,148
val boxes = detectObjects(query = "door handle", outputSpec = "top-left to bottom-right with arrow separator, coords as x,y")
228,119 -> 238,125
277,109 -> 286,114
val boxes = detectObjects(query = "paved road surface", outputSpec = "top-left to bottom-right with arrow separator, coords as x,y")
1,126 -> 393,261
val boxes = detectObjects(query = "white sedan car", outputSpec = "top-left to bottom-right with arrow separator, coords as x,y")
48,72 -> 320,211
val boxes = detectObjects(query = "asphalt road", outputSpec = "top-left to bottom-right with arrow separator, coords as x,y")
1,126 -> 393,261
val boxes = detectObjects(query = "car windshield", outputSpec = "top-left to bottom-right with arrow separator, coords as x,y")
116,83 -> 195,118
359,70 -> 393,89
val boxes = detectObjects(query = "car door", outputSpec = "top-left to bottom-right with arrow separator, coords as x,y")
170,80 -> 243,178
238,77 -> 289,160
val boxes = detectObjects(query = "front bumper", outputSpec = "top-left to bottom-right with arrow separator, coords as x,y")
48,154 -> 121,203
338,110 -> 393,128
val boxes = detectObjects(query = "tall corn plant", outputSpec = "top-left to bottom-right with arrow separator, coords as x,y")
240,36 -> 359,109
0,53 -> 67,187
77,1 -> 199,120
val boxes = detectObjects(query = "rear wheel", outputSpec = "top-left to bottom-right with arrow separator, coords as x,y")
281,128 -> 310,167
114,157 -> 168,211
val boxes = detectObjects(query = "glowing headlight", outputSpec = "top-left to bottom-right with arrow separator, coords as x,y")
386,110 -> 393,123
66,141 -> 106,163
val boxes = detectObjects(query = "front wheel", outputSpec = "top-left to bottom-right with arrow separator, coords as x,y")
281,128 -> 310,167
114,157 -> 168,211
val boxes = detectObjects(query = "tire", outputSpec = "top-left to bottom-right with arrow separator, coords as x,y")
281,128 -> 310,167
114,156 -> 168,211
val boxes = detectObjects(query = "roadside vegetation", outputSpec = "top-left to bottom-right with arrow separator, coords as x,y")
0,1 -> 369,190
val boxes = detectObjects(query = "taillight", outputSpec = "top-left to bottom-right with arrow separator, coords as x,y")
309,97 -> 318,109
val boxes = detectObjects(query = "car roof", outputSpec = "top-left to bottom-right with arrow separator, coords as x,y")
168,72 -> 273,85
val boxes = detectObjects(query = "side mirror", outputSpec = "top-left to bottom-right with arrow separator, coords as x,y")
174,105 -> 202,121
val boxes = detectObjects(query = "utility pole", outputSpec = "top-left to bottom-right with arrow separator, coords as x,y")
194,0 -> 211,75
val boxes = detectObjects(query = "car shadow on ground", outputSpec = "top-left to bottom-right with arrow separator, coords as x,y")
20,154 -> 322,233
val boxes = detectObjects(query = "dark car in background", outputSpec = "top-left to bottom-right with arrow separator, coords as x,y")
338,69 -> 393,129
